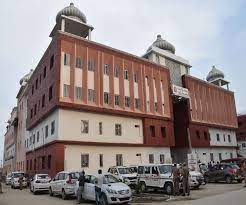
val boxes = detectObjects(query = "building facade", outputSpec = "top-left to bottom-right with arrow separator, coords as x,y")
236,114 -> 246,157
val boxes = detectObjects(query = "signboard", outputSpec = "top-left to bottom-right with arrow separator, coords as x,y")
187,153 -> 198,171
172,84 -> 190,99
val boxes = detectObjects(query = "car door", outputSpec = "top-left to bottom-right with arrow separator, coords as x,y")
209,165 -> 218,181
82,175 -> 91,200
144,166 -> 151,187
57,173 -> 65,194
84,175 -> 96,201
151,166 -> 160,187
51,173 -> 59,193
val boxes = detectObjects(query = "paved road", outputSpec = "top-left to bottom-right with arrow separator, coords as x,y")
0,183 -> 245,205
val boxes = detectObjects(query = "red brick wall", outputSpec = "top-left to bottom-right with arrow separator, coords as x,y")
188,123 -> 210,147
236,115 -> 246,141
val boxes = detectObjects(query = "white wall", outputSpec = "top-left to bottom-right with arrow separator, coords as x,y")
209,128 -> 237,146
238,140 -> 246,157
64,145 -> 172,174
58,109 -> 143,144
60,52 -> 70,97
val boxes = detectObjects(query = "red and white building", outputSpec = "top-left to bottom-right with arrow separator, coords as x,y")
236,114 -> 246,157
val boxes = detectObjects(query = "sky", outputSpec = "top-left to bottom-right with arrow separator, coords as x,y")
0,0 -> 246,161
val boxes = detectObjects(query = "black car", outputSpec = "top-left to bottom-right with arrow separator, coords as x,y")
204,163 -> 243,184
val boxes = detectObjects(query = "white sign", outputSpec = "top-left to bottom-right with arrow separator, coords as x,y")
172,84 -> 190,99
187,153 -> 198,171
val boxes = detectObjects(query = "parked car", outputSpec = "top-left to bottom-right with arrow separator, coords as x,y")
189,171 -> 206,186
108,166 -> 137,186
10,172 -> 27,188
5,173 -> 12,185
49,171 -> 79,200
75,174 -> 132,204
204,163 -> 243,184
30,174 -> 51,194
220,158 -> 246,168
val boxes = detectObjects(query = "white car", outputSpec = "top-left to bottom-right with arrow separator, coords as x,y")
11,172 -> 27,188
5,173 -> 12,185
30,174 -> 51,194
190,171 -> 205,187
75,174 -> 132,204
108,166 -> 137,186
49,171 -> 79,200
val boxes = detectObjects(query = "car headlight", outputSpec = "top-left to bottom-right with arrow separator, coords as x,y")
106,188 -> 118,194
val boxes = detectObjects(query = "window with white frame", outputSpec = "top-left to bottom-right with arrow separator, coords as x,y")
75,87 -> 82,100
149,154 -> 154,164
218,153 -> 222,161
104,92 -> 109,104
88,89 -> 95,102
76,57 -> 83,68
134,73 -> 138,83
115,95 -> 120,106
160,154 -> 165,164
99,122 -> 103,135
63,84 -> 70,97
81,120 -> 89,134
114,65 -> 119,77
64,53 -> 70,66
134,98 -> 139,109
115,124 -> 122,136
228,135 -> 231,143
216,134 -> 220,141
51,121 -> 55,135
88,58 -> 95,71
124,69 -> 128,80
99,154 -> 103,167
45,125 -> 49,138
125,96 -> 130,107
104,64 -> 109,75
116,154 -> 123,166
81,154 -> 89,167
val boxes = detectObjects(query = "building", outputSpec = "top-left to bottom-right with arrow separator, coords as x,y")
3,108 -> 18,175
25,3 -> 175,177
236,114 -> 246,157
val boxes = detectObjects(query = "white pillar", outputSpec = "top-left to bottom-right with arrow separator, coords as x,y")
61,19 -> 65,32
88,29 -> 91,40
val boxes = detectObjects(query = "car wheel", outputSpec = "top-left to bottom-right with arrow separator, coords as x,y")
101,194 -> 108,205
62,189 -> 67,200
225,176 -> 232,184
49,187 -> 53,196
139,182 -> 147,193
164,182 -> 174,195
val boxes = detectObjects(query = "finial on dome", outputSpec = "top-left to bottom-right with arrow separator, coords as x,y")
157,34 -> 162,39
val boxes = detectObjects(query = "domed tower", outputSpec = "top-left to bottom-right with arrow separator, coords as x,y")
206,65 -> 230,90
143,34 -> 191,87
50,3 -> 94,40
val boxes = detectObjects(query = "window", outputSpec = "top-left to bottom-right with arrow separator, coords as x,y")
149,154 -> 154,164
47,155 -> 51,169
76,57 -> 83,68
160,154 -> 165,164
88,58 -> 94,71
217,134 -> 220,141
31,109 -> 33,119
99,122 -> 103,135
51,121 -> 55,135
99,154 -> 103,167
115,124 -> 122,136
42,94 -> 45,107
34,104 -> 37,115
196,130 -> 200,139
45,125 -> 48,138
124,69 -> 128,80
50,55 -> 54,69
35,79 -> 38,90
48,85 -> 53,101
75,87 -> 82,100
219,153 -> 222,161
223,134 -> 226,142
242,143 -> 246,148
32,85 -> 34,95
104,92 -> 109,104
114,65 -> 119,77
115,95 -> 120,106
64,53 -> 70,66
116,154 -> 123,166
42,156 -> 45,169
30,159 -> 32,170
134,98 -> 139,109
26,160 -> 29,171
134,73 -> 138,83
204,131 -> 208,140
88,89 -> 95,102
104,64 -> 109,75
150,126 -> 155,138
230,153 -> 233,158
125,96 -> 130,107
63,84 -> 70,97
33,134 -> 35,144
39,74 -> 42,84
154,102 -> 158,112
37,131 -> 39,143
43,66 -> 46,79
81,120 -> 89,134
161,127 -> 166,138
228,135 -> 231,143
81,154 -> 89,167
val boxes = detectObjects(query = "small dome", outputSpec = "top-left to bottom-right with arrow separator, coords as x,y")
148,34 -> 175,54
56,3 -> 87,23
19,69 -> 33,86
206,65 -> 225,82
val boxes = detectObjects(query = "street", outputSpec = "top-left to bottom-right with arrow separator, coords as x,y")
0,183 -> 245,205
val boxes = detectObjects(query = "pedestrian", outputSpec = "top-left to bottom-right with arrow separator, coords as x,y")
171,163 -> 180,196
77,170 -> 85,204
180,162 -> 190,196
95,169 -> 104,205
19,174 -> 23,190
208,162 -> 212,170
241,160 -> 246,187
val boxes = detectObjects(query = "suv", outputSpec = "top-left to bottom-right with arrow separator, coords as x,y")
108,166 -> 137,186
137,164 -> 174,195
49,171 -> 79,200
204,163 -> 243,184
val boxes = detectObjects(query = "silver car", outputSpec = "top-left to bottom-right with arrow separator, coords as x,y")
5,173 -> 12,185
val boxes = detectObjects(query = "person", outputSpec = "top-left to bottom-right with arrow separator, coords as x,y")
208,162 -> 212,170
241,160 -> 246,187
171,163 -> 180,196
180,162 -> 190,196
19,174 -> 23,190
77,170 -> 85,204
95,169 -> 104,205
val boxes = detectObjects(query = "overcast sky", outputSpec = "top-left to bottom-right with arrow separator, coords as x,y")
0,0 -> 246,161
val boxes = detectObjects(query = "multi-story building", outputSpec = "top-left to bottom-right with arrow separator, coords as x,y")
3,107 -> 18,175
236,114 -> 246,157
25,3 -> 175,177
15,70 -> 33,172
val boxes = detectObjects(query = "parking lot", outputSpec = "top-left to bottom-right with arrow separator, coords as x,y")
0,182 -> 244,205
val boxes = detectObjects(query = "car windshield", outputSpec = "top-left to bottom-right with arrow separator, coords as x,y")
158,165 -> 172,174
129,167 -> 137,173
37,174 -> 50,179
118,168 -> 132,174
103,175 -> 120,184
70,172 -> 80,179
13,173 -> 24,178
